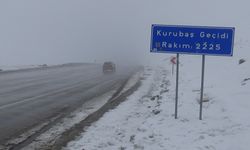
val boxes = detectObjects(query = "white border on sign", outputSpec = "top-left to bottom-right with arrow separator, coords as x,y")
150,24 -> 235,57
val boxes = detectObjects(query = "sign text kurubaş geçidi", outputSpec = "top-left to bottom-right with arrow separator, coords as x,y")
156,30 -> 229,40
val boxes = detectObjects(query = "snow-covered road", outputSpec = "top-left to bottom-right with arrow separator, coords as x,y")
0,63 -> 138,149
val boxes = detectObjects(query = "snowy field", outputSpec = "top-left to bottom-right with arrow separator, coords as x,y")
64,40 -> 250,150
0,65 -> 49,72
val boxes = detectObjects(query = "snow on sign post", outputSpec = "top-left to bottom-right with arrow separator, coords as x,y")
150,24 -> 235,120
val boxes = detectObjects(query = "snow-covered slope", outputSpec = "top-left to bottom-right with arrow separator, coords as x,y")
0,65 -> 39,71
64,39 -> 250,150
0,64 -> 52,72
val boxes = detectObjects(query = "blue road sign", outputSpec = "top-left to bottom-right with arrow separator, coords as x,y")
150,25 -> 235,56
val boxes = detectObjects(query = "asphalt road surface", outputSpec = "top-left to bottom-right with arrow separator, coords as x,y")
0,63 -> 136,144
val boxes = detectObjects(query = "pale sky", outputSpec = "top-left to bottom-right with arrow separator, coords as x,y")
0,0 -> 249,65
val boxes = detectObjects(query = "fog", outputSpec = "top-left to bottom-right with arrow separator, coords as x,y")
0,0 -> 249,66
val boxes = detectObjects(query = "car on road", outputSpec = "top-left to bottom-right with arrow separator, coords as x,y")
103,62 -> 116,73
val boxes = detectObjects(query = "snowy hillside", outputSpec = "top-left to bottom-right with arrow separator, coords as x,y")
0,65 -> 47,72
64,39 -> 250,150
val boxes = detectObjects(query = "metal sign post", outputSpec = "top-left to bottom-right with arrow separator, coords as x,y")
199,55 -> 205,120
170,56 -> 176,76
175,53 -> 179,119
172,64 -> 174,76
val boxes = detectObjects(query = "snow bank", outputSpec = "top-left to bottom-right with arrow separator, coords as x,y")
0,65 -> 39,71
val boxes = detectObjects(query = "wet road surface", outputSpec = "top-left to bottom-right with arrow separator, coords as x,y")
0,63 -> 136,143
